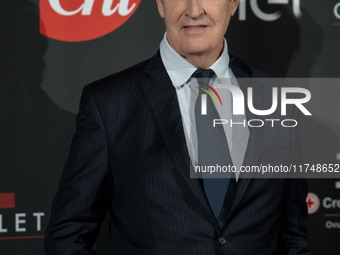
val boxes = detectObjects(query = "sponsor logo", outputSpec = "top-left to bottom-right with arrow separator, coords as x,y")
0,193 -> 45,240
306,191 -> 340,230
238,0 -> 302,22
40,0 -> 141,42
306,194 -> 340,214
306,193 -> 320,214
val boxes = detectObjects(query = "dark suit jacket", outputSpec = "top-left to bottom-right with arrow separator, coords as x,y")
44,53 -> 310,255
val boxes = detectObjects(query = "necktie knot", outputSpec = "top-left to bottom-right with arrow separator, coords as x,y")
192,69 -> 216,79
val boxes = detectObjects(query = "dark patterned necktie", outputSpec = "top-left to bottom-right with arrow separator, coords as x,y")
193,69 -> 232,226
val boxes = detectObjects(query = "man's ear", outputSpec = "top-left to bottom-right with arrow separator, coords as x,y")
156,0 -> 165,18
230,0 -> 239,16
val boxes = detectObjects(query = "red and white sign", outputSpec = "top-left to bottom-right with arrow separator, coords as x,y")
306,192 -> 320,214
0,193 -> 45,238
40,0 -> 141,42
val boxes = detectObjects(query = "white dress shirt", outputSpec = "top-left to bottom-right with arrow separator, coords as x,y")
159,33 -> 249,180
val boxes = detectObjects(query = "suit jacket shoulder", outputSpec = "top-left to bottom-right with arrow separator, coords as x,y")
90,59 -> 149,89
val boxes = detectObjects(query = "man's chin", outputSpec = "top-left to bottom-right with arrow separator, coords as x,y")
180,45 -> 215,58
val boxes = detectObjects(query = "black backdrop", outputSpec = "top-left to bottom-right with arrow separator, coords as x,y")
0,0 -> 339,254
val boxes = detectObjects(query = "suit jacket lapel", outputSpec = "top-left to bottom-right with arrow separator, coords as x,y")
139,52 -> 220,229
220,57 -> 265,230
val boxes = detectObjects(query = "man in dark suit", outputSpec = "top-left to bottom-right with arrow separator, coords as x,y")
45,0 -> 310,254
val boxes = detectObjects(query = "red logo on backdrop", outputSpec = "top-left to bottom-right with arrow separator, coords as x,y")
306,192 -> 320,215
40,0 -> 141,42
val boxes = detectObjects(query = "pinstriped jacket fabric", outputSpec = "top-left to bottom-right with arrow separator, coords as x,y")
44,53 -> 310,255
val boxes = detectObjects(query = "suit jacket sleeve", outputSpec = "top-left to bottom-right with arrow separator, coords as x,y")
44,85 -> 112,255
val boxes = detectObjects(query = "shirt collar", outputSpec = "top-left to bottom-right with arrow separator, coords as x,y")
159,33 -> 230,88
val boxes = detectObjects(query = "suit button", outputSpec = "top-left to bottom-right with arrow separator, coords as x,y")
218,236 -> 227,245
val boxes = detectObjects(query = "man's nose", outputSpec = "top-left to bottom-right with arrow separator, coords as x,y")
185,0 -> 204,19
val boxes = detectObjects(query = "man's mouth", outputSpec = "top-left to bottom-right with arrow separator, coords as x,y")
183,25 -> 208,29
182,25 -> 209,32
